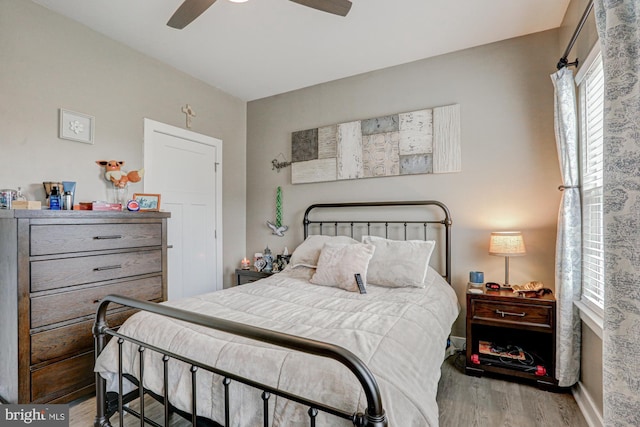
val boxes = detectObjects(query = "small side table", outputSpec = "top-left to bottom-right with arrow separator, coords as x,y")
465,284 -> 557,389
235,268 -> 274,285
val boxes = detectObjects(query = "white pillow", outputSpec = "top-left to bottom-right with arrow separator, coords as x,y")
289,235 -> 359,268
361,235 -> 436,288
310,243 -> 375,292
424,266 -> 440,288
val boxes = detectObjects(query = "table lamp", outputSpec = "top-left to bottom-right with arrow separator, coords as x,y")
489,231 -> 526,287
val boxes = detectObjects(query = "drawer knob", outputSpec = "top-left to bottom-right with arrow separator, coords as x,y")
495,309 -> 526,318
93,265 -> 122,271
94,235 -> 123,240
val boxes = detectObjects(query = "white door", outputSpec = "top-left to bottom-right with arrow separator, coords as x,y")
143,119 -> 222,300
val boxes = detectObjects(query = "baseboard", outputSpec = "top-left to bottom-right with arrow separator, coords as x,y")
573,381 -> 603,427
449,335 -> 465,351
445,335 -> 465,358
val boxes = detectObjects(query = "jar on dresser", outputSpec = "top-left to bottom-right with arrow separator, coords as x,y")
0,210 -> 170,404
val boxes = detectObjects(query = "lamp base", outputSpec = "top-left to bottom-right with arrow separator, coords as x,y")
500,283 -> 513,290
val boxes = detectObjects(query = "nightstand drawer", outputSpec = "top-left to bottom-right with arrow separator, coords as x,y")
470,300 -> 553,329
236,268 -> 274,285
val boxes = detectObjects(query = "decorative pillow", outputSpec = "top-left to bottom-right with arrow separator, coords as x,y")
310,243 -> 376,292
289,235 -> 359,268
361,235 -> 436,288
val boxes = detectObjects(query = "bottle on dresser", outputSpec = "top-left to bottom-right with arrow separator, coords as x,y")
49,185 -> 61,210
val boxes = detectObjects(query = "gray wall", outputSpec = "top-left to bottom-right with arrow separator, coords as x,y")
0,0 -> 247,286
559,0 -> 603,417
247,29 -> 562,337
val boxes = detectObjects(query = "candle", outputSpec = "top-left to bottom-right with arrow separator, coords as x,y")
241,257 -> 250,270
276,186 -> 282,228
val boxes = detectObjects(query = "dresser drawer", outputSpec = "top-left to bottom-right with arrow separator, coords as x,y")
30,223 -> 162,256
470,299 -> 553,329
31,309 -> 137,365
31,249 -> 161,292
31,351 -> 95,403
31,276 -> 162,328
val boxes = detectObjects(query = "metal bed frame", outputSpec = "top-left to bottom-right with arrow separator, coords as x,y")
304,201 -> 452,283
93,200 -> 452,427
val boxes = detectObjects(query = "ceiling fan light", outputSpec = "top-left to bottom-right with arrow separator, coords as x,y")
228,0 -> 248,3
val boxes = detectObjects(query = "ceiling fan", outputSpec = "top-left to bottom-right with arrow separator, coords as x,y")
167,0 -> 353,29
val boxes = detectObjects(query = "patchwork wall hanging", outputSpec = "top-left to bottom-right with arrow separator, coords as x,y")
291,104 -> 460,184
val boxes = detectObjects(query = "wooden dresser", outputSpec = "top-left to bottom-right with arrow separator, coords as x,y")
0,210 -> 170,404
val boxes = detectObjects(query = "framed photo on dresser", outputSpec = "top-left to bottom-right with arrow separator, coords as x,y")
132,193 -> 161,211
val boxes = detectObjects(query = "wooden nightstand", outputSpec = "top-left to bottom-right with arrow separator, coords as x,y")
465,285 -> 557,389
235,268 -> 274,285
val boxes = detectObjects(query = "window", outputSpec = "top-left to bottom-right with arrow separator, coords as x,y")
577,47 -> 604,315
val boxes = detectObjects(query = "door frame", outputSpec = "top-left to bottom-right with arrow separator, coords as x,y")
143,118 -> 223,292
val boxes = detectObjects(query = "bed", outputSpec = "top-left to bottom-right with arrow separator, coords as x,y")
93,201 -> 459,427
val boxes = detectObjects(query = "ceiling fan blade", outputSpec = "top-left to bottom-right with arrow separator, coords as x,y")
289,0 -> 352,17
167,0 -> 217,29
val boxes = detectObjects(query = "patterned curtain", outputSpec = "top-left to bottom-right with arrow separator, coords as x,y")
593,1 -> 640,425
550,67 -> 581,388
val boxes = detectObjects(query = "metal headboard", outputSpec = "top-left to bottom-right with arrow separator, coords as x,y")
303,201 -> 452,284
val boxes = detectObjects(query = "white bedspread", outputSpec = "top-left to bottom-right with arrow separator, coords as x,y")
95,267 -> 459,426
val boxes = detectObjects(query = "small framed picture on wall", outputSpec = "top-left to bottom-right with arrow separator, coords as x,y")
59,109 -> 95,144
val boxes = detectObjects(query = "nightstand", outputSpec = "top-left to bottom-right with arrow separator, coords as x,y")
235,268 -> 274,285
465,285 -> 557,389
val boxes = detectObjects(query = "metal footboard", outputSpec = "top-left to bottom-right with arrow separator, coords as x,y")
93,295 -> 387,427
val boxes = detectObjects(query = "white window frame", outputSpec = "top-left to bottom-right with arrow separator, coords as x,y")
574,41 -> 604,338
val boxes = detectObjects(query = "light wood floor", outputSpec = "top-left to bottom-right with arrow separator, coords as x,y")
437,354 -> 587,426
70,355 -> 588,426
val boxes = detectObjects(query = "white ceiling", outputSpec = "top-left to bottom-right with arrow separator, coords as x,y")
32,0 -> 569,101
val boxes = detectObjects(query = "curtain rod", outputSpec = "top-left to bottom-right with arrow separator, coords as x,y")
557,0 -> 594,70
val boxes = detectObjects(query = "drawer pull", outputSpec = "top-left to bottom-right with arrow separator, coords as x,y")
93,265 -> 122,271
495,309 -> 526,318
94,235 -> 123,240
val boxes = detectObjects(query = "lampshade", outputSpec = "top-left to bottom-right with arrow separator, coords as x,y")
489,232 -> 526,256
